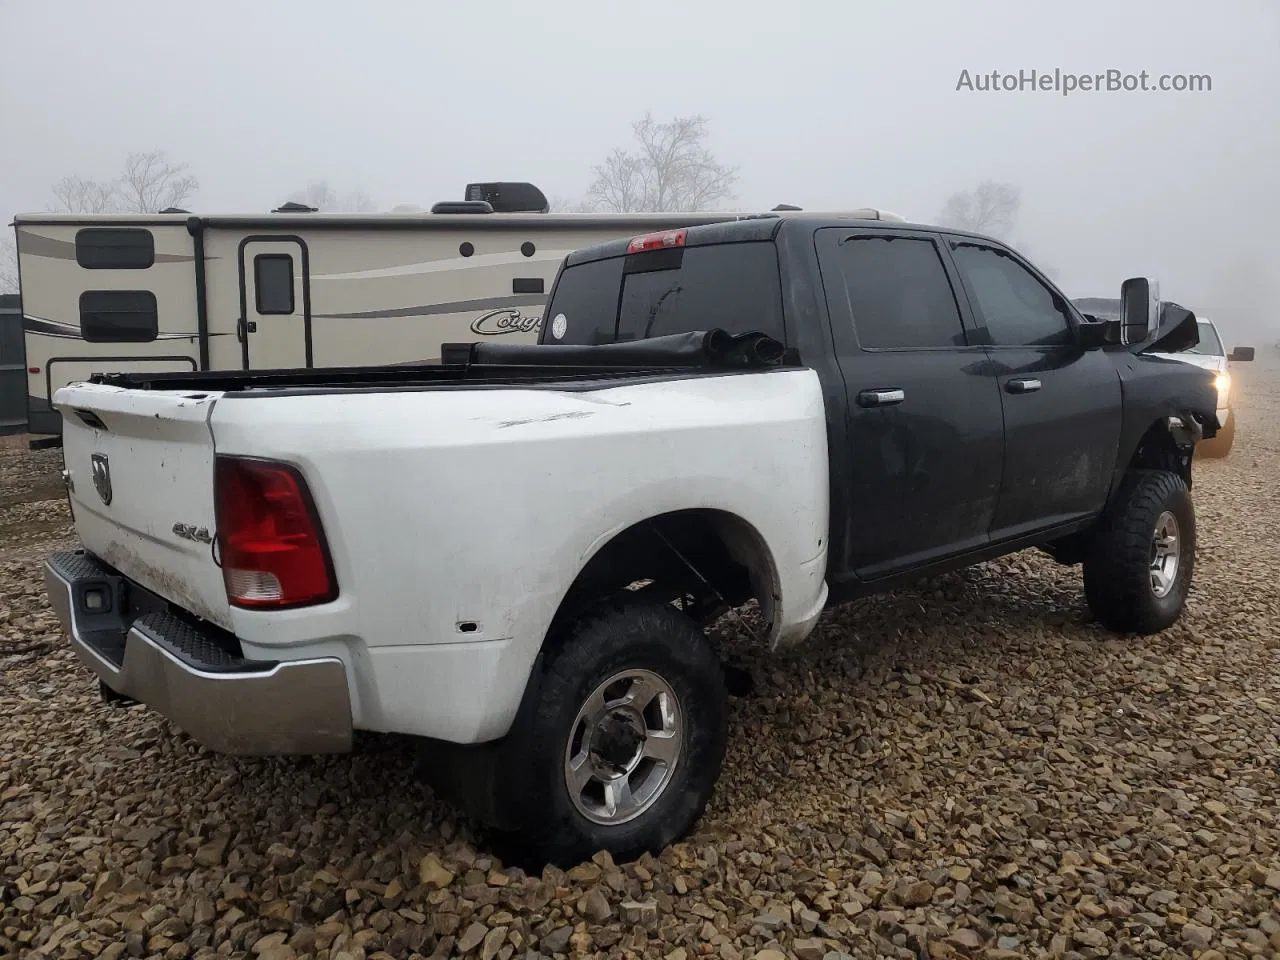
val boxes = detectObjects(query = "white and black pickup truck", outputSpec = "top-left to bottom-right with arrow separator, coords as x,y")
45,214 -> 1221,863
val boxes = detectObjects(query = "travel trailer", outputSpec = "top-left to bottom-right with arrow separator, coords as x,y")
12,181 -> 905,442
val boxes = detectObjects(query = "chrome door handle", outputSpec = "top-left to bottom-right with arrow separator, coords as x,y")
856,388 -> 906,407
1005,378 -> 1042,394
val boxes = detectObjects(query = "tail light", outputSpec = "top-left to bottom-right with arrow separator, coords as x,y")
214,456 -> 337,608
627,229 -> 686,254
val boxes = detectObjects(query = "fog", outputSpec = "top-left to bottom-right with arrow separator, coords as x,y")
2,0 -> 1276,346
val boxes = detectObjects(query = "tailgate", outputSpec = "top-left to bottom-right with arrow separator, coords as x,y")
54,382 -> 233,630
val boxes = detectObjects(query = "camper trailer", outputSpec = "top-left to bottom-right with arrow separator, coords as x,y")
13,181 -> 905,441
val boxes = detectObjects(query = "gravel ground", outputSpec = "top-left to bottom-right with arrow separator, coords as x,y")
3,356 -> 1280,960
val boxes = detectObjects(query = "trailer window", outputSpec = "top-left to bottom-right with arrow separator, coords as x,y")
254,254 -> 295,315
75,228 -> 155,269
79,290 -> 159,343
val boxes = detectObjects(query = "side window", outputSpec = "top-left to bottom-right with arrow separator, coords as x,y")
254,254 -> 295,315
75,228 -> 155,269
79,290 -> 158,343
830,235 -> 967,349
950,242 -> 1073,346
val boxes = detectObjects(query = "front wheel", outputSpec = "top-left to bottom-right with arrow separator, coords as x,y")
501,601 -> 728,865
1082,469 -> 1195,635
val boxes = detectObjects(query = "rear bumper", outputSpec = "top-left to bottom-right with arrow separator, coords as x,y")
44,550 -> 353,755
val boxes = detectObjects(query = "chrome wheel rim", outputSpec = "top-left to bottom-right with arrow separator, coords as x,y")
563,668 -> 683,826
1149,510 -> 1180,598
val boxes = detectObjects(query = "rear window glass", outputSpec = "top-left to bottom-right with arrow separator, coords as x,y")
545,242 -> 785,345
543,258 -> 624,344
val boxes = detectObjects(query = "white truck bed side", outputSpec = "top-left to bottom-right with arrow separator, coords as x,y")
51,369 -> 829,745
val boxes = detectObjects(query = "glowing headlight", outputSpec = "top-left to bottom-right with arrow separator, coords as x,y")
1214,372 -> 1230,399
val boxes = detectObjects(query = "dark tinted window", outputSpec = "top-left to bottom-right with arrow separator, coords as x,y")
829,235 -> 966,348
254,254 -> 295,315
544,242 -> 784,345
617,242 -> 784,342
75,228 -> 155,269
951,242 -> 1073,346
79,290 -> 158,342
541,258 -> 624,344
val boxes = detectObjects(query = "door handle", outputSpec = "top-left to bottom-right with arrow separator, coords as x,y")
856,388 -> 906,407
1005,377 -> 1042,394
236,318 -> 258,342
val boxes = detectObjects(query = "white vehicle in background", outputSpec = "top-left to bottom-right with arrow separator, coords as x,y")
1149,317 -> 1253,457
1073,298 -> 1254,458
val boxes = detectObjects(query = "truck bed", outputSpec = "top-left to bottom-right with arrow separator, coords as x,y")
87,329 -> 793,395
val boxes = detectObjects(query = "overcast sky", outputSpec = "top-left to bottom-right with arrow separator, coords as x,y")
2,0 -> 1276,341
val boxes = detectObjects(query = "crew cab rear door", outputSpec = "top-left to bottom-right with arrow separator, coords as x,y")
813,227 -> 1005,580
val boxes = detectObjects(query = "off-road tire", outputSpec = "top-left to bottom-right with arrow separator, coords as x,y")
1082,469 -> 1195,635
1197,412 -> 1235,459
499,600 -> 728,865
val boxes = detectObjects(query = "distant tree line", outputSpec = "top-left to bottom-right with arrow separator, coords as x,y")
0,123 -> 1062,295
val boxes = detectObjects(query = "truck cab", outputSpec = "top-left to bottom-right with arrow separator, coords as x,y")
541,216 -> 1220,600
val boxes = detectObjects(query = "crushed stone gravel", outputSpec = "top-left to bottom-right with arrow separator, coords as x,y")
2,356 -> 1279,959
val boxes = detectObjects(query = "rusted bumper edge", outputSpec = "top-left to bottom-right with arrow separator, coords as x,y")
44,550 -> 353,756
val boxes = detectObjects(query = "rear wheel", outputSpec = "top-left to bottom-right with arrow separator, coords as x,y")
500,601 -> 728,865
1082,469 -> 1195,634
1197,411 -> 1235,458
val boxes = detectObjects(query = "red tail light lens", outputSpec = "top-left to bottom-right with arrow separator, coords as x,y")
214,456 -> 337,608
626,229 -> 686,254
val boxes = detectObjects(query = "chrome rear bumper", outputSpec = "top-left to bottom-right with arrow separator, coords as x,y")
44,550 -> 352,755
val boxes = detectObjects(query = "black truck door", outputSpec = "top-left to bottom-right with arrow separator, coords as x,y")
814,227 -> 1006,581
944,238 -> 1123,539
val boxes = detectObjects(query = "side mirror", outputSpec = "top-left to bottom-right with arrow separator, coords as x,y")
1229,346 -> 1255,362
1120,277 -> 1159,345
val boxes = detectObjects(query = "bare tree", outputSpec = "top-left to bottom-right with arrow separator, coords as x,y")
586,113 -> 737,213
0,238 -> 18,294
288,181 -> 377,212
938,180 -> 1021,239
1011,237 -> 1060,283
117,150 -> 199,212
49,175 -> 120,214
548,194 -> 599,213
48,150 -> 198,214
342,190 -> 377,213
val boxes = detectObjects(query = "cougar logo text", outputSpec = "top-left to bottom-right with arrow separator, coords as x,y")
470,309 -> 543,336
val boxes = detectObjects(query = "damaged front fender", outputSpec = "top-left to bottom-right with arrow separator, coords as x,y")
1135,301 -> 1200,356
1168,412 -> 1207,447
